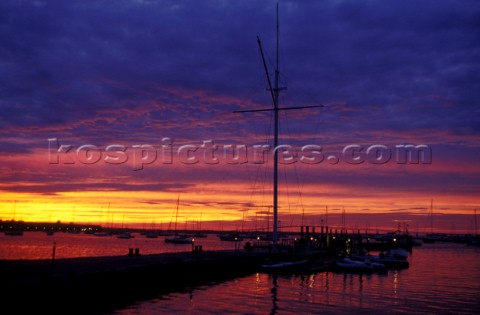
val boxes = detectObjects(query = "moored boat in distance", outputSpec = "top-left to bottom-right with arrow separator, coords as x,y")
4,230 -> 24,236
350,248 -> 410,269
217,233 -> 243,241
117,232 -> 134,239
145,231 -> 158,238
165,235 -> 193,244
260,259 -> 310,272
335,257 -> 387,273
164,195 -> 193,244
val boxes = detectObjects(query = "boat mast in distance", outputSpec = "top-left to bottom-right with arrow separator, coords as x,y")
234,3 -> 323,250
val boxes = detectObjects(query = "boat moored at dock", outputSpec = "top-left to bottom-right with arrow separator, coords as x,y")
335,257 -> 388,273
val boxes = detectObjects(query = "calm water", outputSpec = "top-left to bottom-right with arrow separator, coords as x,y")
1,233 -> 479,314
109,243 -> 480,315
0,232 -> 237,259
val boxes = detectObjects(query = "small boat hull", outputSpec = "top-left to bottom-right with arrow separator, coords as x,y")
165,236 -> 193,244
4,230 -> 24,236
335,258 -> 388,273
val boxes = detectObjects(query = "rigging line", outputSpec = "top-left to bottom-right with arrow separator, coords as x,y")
250,124 -> 272,221
241,81 -> 272,224
281,158 -> 293,232
249,102 -> 272,231
280,97 -> 306,225
246,162 -> 265,227
260,155 -> 271,212
242,101 -> 274,231
246,108 -> 273,218
278,101 -> 297,227
243,163 -> 256,216
262,42 -> 276,83
245,148 -> 270,221
291,148 -> 308,227
283,95 -> 324,229
167,197 -> 178,232
266,105 -> 274,144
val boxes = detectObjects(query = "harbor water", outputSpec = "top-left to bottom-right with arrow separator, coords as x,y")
0,231 -> 236,259
1,233 -> 479,314
110,242 -> 480,314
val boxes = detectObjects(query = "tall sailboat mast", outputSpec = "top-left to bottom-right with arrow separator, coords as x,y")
430,199 -> 434,234
234,3 -> 322,250
273,2 -> 280,249
174,195 -> 180,235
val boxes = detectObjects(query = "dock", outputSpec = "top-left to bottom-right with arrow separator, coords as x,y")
1,248 -> 327,314
1,226 -> 415,313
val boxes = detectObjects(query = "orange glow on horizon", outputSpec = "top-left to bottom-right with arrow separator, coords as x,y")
1,181 -> 478,234
0,144 -> 478,234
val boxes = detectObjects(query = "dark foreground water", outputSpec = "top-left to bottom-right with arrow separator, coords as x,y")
109,243 -> 479,315
1,233 -> 479,314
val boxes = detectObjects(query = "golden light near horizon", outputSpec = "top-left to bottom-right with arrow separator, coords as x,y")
1,178 -> 478,234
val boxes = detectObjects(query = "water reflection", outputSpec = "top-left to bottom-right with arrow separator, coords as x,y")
5,238 -> 476,314
393,269 -> 399,302
359,273 -> 363,293
109,243 -> 480,315
262,270 -> 389,314
358,274 -> 364,308
0,232 -> 242,259
297,273 -> 317,304
270,275 -> 278,315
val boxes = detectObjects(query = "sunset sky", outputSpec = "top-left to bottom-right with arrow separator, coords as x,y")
1,0 -> 479,233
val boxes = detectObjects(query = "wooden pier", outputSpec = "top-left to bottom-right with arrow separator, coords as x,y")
1,226 -> 414,314
1,248 -> 327,314
1,250 -> 261,313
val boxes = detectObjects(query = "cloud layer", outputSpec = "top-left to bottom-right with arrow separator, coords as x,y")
0,0 -> 479,231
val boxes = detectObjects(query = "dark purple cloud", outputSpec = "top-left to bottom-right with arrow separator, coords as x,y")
0,0 -> 478,210
0,0 -> 477,139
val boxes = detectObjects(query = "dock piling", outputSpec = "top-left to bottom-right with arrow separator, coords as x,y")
51,241 -> 56,264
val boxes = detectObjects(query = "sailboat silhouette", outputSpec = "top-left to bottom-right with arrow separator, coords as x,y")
165,196 -> 193,244
234,3 -> 322,250
4,201 -> 23,236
